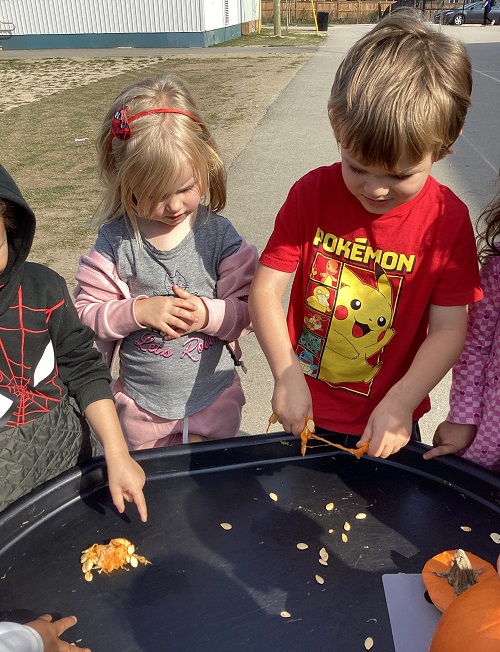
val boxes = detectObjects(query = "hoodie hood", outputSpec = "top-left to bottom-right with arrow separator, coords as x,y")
0,164 -> 35,286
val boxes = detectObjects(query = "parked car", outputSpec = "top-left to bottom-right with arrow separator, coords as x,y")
434,1 -> 500,25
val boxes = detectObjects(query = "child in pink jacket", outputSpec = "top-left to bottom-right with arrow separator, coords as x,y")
424,188 -> 500,472
74,73 -> 257,450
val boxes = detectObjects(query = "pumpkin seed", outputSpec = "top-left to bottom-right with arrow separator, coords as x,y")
130,556 -> 138,568
83,559 -> 93,573
319,558 -> 328,566
356,513 -> 367,520
306,419 -> 315,432
220,522 -> 232,530
328,528 -> 334,534
490,532 -> 500,544
280,610 -> 291,618
296,543 -> 309,550
342,533 -> 348,543
325,502 -> 334,511
365,636 -> 374,650
269,492 -> 278,502
315,574 -> 324,584
344,522 -> 351,531
84,571 -> 93,582
460,526 -> 471,532
319,547 -> 329,562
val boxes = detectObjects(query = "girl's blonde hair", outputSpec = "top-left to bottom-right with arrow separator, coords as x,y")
95,73 -> 226,236
477,189 -> 500,263
328,10 -> 472,168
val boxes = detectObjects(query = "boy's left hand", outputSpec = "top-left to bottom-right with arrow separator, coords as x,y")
358,399 -> 412,458
106,454 -> 148,522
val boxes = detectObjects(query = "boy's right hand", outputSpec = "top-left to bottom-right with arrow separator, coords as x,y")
134,292 -> 199,339
27,614 -> 90,651
271,372 -> 313,437
423,421 -> 476,460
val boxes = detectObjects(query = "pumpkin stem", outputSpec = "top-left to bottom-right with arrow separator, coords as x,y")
434,549 -> 485,597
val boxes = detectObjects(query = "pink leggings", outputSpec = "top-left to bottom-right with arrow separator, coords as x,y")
113,372 -> 245,450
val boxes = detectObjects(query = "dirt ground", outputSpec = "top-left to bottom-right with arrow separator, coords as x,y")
0,51 -> 311,286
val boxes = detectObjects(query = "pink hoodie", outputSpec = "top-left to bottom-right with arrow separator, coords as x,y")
74,238 -> 257,372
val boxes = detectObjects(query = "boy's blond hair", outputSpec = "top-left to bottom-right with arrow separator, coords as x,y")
328,10 -> 472,168
95,73 -> 226,236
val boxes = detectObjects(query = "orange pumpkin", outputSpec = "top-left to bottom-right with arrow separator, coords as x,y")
422,549 -> 497,612
429,572 -> 500,651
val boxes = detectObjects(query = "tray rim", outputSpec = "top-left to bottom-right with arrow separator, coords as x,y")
0,432 -> 498,552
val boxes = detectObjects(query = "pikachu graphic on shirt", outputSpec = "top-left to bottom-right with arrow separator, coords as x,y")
318,263 -> 395,385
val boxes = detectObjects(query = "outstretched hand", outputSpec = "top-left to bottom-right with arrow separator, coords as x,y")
83,400 -> 148,523
107,453 -> 148,523
27,614 -> 90,652
423,420 -> 476,461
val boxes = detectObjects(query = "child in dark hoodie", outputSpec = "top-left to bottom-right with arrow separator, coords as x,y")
0,164 -> 147,520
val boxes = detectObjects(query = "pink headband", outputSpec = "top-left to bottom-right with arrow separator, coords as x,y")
110,107 -> 199,144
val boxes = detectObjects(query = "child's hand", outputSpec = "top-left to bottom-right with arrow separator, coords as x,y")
26,614 -> 90,652
271,372 -> 313,437
84,400 -> 148,522
170,285 -> 208,333
359,400 -> 412,458
134,291 -> 200,339
423,421 -> 476,461
106,453 -> 148,523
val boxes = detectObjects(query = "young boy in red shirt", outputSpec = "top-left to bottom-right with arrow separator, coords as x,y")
249,11 -> 482,459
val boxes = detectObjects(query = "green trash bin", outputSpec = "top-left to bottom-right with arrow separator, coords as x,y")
317,11 -> 329,31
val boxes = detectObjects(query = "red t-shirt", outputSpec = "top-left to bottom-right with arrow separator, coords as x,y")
260,163 -> 483,434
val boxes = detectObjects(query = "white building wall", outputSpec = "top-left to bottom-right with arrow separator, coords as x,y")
203,0 -> 259,31
0,0 -> 208,35
240,0 -> 259,23
203,0 -> 227,31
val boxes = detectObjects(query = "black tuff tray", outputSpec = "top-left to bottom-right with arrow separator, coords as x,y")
0,432 -> 499,651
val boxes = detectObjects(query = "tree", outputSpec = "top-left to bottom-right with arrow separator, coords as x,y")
273,0 -> 281,36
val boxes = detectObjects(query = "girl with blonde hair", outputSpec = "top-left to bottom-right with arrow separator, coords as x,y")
75,73 -> 257,449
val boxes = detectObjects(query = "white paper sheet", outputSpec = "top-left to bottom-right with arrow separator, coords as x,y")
382,573 -> 441,652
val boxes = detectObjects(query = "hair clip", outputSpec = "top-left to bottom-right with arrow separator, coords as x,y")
109,106 -> 200,145
110,108 -> 131,141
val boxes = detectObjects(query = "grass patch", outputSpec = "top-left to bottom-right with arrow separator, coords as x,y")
0,52 -> 310,285
212,27 -> 327,48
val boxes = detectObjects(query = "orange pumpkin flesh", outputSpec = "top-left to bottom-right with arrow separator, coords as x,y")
429,573 -> 500,652
422,549 -> 497,612
266,413 -> 370,458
